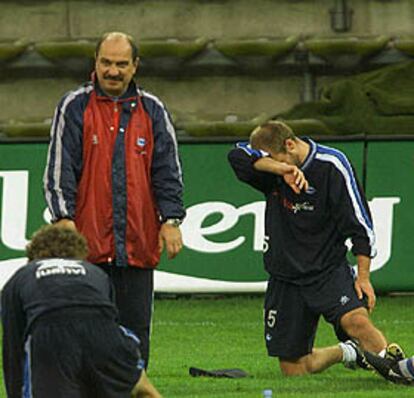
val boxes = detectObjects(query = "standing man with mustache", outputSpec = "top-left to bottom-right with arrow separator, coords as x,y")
43,32 -> 185,368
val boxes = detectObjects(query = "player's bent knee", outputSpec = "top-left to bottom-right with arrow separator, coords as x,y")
279,357 -> 309,376
340,308 -> 372,337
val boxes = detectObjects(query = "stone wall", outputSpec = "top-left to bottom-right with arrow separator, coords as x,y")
2,1 -> 413,40
0,0 -> 413,135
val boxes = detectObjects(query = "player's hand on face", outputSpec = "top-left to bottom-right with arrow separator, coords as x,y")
158,224 -> 183,259
282,166 -> 309,194
355,278 -> 376,313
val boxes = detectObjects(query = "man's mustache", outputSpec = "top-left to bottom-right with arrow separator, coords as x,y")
104,75 -> 123,82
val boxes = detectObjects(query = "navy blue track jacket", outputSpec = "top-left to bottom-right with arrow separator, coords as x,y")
1,259 -> 118,398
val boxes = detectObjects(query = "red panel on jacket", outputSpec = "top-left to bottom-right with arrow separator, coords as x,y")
75,91 -> 161,268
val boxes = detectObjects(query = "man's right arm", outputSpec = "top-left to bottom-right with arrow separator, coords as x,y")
253,157 -> 308,194
43,92 -> 85,223
228,142 -> 308,194
228,142 -> 277,194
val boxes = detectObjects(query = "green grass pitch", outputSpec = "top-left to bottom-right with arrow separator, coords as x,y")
1,295 -> 414,397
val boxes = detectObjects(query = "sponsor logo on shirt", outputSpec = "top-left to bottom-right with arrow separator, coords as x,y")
291,202 -> 315,214
36,259 -> 86,279
278,197 -> 315,214
272,188 -> 315,213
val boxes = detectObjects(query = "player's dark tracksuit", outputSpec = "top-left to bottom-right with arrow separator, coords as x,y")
1,258 -> 143,398
43,77 -> 185,365
228,138 -> 376,358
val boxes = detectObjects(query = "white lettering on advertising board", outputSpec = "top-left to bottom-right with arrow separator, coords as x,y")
0,171 -> 401,289
181,198 -> 401,272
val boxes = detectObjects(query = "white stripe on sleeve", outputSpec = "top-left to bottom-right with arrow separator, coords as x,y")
316,152 -> 376,256
141,90 -> 183,184
43,85 -> 93,219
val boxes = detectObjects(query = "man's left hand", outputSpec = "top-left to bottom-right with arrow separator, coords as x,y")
355,278 -> 376,313
158,224 -> 183,259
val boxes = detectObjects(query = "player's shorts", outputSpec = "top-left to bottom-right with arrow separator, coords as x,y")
264,263 -> 367,360
23,308 -> 143,398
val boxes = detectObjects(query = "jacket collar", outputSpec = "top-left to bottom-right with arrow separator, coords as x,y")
300,137 -> 317,171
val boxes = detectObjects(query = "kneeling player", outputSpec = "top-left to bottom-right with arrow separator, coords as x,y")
228,121 -> 403,375
1,225 -> 161,398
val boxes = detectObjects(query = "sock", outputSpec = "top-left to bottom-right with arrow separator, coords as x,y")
397,358 -> 414,380
339,342 -> 356,364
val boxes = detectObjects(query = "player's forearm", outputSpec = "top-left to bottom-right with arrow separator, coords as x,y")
356,254 -> 371,280
253,157 -> 290,175
3,354 -> 24,398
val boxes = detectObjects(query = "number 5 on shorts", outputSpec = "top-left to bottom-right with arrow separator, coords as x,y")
267,309 -> 277,328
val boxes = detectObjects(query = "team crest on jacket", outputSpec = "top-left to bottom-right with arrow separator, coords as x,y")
137,137 -> 146,147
